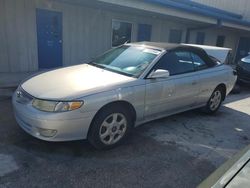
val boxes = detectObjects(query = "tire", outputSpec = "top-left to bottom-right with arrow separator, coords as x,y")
203,87 -> 224,114
87,104 -> 133,150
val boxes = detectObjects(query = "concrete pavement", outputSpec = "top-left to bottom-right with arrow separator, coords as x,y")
0,87 -> 249,188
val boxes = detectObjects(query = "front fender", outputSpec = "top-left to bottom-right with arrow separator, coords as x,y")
79,85 -> 145,123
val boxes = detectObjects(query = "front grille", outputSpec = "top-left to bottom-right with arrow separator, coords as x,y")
16,87 -> 33,104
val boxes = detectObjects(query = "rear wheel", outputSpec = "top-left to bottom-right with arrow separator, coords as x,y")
88,105 -> 133,149
203,88 -> 223,114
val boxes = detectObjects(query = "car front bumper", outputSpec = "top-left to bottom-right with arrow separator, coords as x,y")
12,93 -> 96,142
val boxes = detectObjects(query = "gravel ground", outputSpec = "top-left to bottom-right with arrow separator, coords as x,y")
0,86 -> 249,188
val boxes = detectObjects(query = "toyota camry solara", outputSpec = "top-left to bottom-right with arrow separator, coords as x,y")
13,42 -> 237,149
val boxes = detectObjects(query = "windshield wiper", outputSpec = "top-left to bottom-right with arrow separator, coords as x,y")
88,62 -> 135,77
88,62 -> 106,69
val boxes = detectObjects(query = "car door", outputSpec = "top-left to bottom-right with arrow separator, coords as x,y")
170,51 -> 200,110
144,75 -> 175,119
144,50 -> 199,119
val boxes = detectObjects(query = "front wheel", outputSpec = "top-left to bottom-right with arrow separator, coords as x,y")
88,105 -> 133,149
203,88 -> 223,114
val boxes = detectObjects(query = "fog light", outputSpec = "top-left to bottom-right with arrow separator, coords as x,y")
36,128 -> 57,137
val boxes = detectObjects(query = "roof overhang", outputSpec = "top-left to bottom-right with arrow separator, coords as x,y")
222,22 -> 250,32
97,0 -> 217,24
97,0 -> 250,31
59,0 -> 250,31
145,0 -> 250,31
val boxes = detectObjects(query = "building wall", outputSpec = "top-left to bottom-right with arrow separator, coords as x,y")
189,28 -> 239,52
0,0 -> 38,73
0,0 -> 188,73
0,0 -> 248,73
193,0 -> 250,21
189,26 -> 250,59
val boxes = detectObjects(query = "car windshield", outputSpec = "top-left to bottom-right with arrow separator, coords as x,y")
89,45 -> 160,77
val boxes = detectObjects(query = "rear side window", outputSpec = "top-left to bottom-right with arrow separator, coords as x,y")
191,53 -> 208,70
154,51 -> 194,75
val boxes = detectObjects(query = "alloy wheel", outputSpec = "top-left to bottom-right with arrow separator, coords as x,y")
209,90 -> 222,111
99,113 -> 127,145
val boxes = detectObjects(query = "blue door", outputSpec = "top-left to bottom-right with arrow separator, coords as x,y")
137,24 -> 152,42
235,37 -> 250,63
36,9 -> 62,69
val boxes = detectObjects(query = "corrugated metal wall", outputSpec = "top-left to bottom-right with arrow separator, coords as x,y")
0,0 -> 249,73
0,0 -> 189,73
189,28 -> 239,52
193,0 -> 250,20
0,0 -> 38,73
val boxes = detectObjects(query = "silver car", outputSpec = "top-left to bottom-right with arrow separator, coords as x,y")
12,42 -> 237,149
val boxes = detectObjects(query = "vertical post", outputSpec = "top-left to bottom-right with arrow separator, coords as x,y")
185,28 -> 190,43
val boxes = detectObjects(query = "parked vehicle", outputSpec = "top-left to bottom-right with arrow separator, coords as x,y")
198,145 -> 250,188
12,42 -> 237,149
236,54 -> 250,84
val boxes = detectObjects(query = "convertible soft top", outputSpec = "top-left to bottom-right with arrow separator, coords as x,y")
129,42 -> 216,67
183,44 -> 232,64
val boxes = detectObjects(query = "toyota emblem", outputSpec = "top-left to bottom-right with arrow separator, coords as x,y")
17,91 -> 22,98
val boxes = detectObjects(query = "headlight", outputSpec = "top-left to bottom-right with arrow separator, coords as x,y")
32,99 -> 83,112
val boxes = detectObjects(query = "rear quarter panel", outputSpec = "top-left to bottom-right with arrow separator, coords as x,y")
196,65 -> 236,104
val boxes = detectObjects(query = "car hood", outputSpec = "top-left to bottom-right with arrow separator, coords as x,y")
21,64 -> 136,100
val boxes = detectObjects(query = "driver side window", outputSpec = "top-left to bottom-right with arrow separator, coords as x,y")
154,51 -> 194,76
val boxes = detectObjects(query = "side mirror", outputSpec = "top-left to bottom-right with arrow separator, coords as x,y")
148,69 -> 170,79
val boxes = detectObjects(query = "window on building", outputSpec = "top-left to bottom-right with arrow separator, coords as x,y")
168,29 -> 183,43
216,35 -> 225,47
112,20 -> 132,47
137,24 -> 152,42
196,32 -> 205,45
